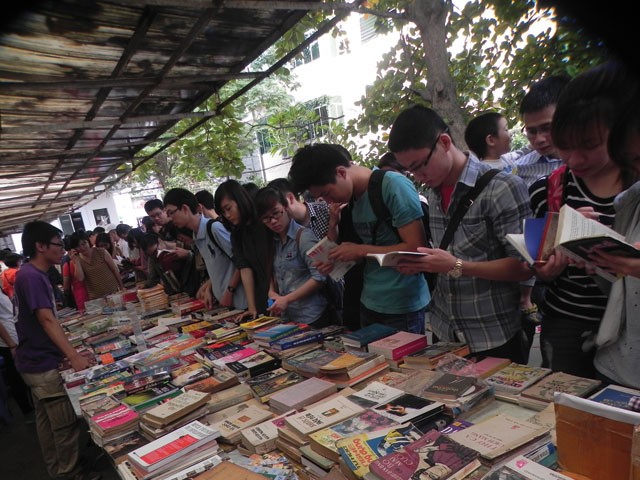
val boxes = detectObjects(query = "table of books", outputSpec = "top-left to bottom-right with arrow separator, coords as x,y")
56,294 -> 640,480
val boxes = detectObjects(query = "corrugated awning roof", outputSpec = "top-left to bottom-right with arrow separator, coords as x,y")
0,0 -> 338,235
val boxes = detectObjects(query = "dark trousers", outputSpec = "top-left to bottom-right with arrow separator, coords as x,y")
540,315 -> 597,379
0,346 -> 33,414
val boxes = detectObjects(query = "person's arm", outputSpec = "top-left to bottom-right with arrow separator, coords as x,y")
240,267 -> 257,319
0,323 -> 17,353
220,269 -> 241,308
268,278 -> 324,316
103,248 -> 124,289
36,308 -> 90,371
71,256 -> 85,282
589,241 -> 640,278
329,218 -> 426,262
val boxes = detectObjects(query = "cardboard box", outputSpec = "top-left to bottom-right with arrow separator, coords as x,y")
554,392 -> 640,480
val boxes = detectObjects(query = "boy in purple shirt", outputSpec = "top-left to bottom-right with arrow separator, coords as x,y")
14,221 -> 99,480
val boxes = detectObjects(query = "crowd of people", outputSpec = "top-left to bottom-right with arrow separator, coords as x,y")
1,59 -> 640,480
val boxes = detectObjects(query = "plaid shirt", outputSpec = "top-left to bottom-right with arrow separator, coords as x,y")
427,154 -> 532,352
307,201 -> 330,240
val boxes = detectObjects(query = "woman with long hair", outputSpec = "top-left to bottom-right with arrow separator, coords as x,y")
214,180 -> 271,319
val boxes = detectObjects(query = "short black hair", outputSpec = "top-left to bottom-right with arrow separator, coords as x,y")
242,182 -> 260,200
388,105 -> 449,153
519,74 -> 571,116
115,223 -> 131,236
138,233 -> 159,252
4,253 -> 23,268
195,189 -> 215,210
67,231 -> 89,250
144,198 -> 164,214
21,221 -> 62,257
93,226 -> 105,234
164,188 -> 198,214
254,187 -> 287,218
140,216 -> 155,230
288,143 -> 352,193
214,180 -> 257,229
266,178 -> 295,196
126,227 -> 145,250
464,111 -> 504,159
377,152 -> 406,172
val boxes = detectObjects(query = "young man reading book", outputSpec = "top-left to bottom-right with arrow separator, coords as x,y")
288,143 -> 429,334
388,106 -> 533,363
14,221 -> 100,480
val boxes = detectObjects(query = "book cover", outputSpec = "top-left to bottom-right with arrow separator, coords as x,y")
420,373 -> 479,401
90,403 -> 139,434
306,236 -> 356,280
308,409 -> 399,462
455,355 -> 512,379
485,363 -> 551,394
369,429 -> 480,480
240,410 -> 297,454
122,384 -> 181,412
240,316 -> 281,331
247,369 -> 305,403
341,323 -> 398,348
183,369 -> 240,394
325,363 -> 391,390
224,350 -> 280,380
127,420 -> 219,473
270,329 -> 324,350
103,431 -> 149,464
588,383 -> 640,410
367,332 -> 428,361
285,397 -> 365,436
366,251 -> 429,267
268,376 -> 338,412
448,414 -> 550,462
521,371 -> 602,403
142,390 -> 210,427
403,342 -> 470,368
206,383 -> 254,413
372,393 -> 443,423
282,348 -> 343,376
211,346 -> 259,367
482,455 -> 573,480
346,381 -> 405,408
252,322 -> 303,341
210,404 -> 273,443
320,351 -> 383,374
324,354 -> 388,382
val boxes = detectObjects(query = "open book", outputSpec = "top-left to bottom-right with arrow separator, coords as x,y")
306,236 -> 356,280
506,204 -> 640,281
366,251 -> 428,267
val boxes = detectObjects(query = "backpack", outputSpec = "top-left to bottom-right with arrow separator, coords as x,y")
368,169 -> 431,246
206,218 -> 232,260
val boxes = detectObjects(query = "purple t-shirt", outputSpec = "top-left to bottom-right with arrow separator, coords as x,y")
14,262 -> 63,373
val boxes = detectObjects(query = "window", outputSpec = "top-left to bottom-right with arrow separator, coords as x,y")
292,38 -> 320,67
360,15 -> 378,43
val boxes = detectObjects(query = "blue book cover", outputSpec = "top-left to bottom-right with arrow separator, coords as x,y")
589,384 -> 640,410
341,323 -> 398,347
271,330 -> 323,350
253,322 -> 304,341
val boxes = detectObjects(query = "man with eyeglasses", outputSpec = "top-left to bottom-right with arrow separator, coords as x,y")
506,75 -> 571,188
144,198 -> 178,242
13,221 -> 100,480
388,106 -> 533,364
288,144 -> 430,334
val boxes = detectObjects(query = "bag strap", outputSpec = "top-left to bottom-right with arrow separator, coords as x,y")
367,169 -> 394,245
206,218 -> 231,260
439,169 -> 501,250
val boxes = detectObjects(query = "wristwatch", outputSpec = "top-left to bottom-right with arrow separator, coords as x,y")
447,258 -> 463,278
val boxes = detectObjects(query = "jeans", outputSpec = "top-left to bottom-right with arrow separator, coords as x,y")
20,369 -> 82,479
359,303 -> 427,335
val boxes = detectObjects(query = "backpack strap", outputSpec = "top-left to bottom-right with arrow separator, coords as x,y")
439,169 -> 501,250
368,169 -> 397,245
206,219 -> 231,260
546,164 -> 568,213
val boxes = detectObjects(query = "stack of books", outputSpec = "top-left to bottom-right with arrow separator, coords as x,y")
340,323 -> 398,351
401,342 -> 470,369
319,351 -> 389,388
136,284 -> 169,312
240,410 -> 297,454
208,402 -> 273,444
367,331 -> 428,366
126,420 -> 220,480
484,363 -> 552,403
518,371 -> 602,411
88,401 -> 140,446
139,390 -> 211,439
252,322 -> 310,349
269,376 -> 338,413
245,368 -> 306,403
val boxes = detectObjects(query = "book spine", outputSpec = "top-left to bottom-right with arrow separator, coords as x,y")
274,332 -> 323,350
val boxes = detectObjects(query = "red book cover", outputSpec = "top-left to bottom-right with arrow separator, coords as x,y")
92,404 -> 139,431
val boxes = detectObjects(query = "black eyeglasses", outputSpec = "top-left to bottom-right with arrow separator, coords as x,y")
261,209 -> 285,224
408,128 -> 449,173
48,241 -> 64,248
165,207 -> 178,217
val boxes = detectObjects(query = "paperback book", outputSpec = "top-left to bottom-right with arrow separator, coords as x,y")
485,363 -> 551,395
372,393 -> 443,424
366,251 -> 429,267
285,396 -> 365,437
268,376 -> 338,413
246,368 -> 305,403
240,410 -> 297,454
520,371 -> 602,404
341,323 -> 398,349
367,331 -> 428,361
346,381 -> 405,408
402,342 -> 470,369
306,236 -> 356,280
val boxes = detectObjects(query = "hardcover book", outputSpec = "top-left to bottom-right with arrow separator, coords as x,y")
336,423 -> 423,479
448,414 -> 550,464
308,409 -> 399,462
372,393 -> 443,424
520,371 -> 602,404
368,429 -> 480,480
285,396 -> 365,437
341,323 -> 398,349
484,363 -> 551,394
367,331 -> 428,361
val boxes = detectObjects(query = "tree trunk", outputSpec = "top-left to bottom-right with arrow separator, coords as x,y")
408,0 -> 468,149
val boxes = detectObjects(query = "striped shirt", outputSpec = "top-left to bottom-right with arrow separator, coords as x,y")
509,149 -> 564,188
427,154 -> 532,352
529,171 -> 616,323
